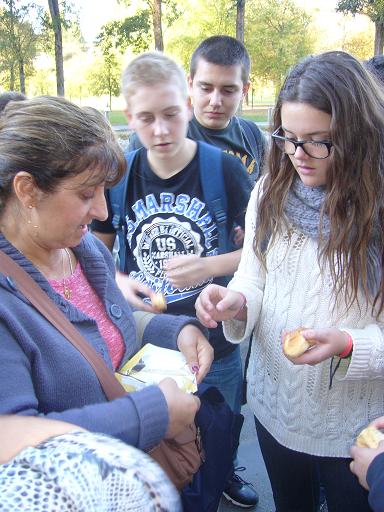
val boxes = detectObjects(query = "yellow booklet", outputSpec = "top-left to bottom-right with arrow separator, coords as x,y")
116,343 -> 197,394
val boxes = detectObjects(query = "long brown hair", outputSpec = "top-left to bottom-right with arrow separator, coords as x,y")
255,51 -> 384,315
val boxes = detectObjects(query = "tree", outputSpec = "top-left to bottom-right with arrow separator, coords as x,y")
246,0 -> 315,97
236,0 -> 245,43
47,0 -> 64,95
337,0 -> 384,55
96,12 -> 151,56
0,0 -> 39,93
41,1 -> 79,96
152,0 -> 163,50
117,0 -> 182,51
167,0 -> 236,70
87,53 -> 121,112
342,28 -> 374,59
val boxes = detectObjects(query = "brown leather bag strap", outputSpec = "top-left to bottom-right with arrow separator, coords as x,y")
0,249 -> 126,401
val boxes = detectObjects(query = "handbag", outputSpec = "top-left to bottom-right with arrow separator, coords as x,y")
0,249 -> 202,490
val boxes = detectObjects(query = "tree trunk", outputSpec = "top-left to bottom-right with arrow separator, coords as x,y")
236,0 -> 245,44
48,0 -> 64,96
152,0 -> 163,51
19,59 -> 25,94
9,64 -> 15,90
9,0 -> 15,90
236,0 -> 245,115
374,21 -> 384,55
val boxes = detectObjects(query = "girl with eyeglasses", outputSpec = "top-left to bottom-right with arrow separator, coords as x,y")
195,51 -> 384,512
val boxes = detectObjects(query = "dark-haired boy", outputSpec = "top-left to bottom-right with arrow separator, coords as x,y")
188,35 -> 265,182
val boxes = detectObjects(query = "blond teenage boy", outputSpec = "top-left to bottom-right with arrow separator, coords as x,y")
91,52 -> 254,506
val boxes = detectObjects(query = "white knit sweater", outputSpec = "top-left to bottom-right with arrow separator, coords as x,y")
224,179 -> 384,457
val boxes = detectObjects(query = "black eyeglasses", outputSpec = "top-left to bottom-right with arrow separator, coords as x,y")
272,127 -> 333,159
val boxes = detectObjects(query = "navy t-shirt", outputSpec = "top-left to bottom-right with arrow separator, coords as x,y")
92,145 -> 252,359
188,115 -> 266,180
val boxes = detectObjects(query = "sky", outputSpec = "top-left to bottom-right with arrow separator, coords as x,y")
34,0 -> 370,47
76,0 -> 121,43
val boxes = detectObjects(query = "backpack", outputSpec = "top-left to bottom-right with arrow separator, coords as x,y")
109,141 -> 230,273
238,117 -> 265,178
181,385 -> 243,512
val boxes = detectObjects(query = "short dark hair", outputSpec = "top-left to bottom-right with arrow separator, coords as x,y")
190,35 -> 250,84
0,91 -> 26,114
364,55 -> 384,85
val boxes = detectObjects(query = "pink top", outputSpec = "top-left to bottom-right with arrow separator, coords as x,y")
49,262 -> 125,369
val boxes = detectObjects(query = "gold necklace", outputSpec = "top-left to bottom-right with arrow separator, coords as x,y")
62,248 -> 73,300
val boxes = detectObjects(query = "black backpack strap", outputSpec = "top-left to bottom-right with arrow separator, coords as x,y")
238,118 -> 265,176
198,141 -> 229,254
109,149 -> 139,272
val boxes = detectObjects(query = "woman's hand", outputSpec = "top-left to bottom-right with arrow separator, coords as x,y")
284,327 -> 351,366
350,417 -> 384,490
165,255 -> 210,289
158,378 -> 201,438
195,284 -> 246,328
116,272 -> 159,313
0,415 -> 85,464
177,324 -> 213,383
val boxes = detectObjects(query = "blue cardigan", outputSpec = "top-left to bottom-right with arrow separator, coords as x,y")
367,452 -> 384,512
0,232 -> 201,451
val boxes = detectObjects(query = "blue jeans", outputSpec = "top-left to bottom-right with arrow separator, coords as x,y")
202,345 -> 242,415
255,418 -> 371,512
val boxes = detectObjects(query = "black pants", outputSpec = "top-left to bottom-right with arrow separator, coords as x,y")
255,417 -> 371,512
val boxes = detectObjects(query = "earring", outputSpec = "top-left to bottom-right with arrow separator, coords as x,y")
27,205 -> 38,229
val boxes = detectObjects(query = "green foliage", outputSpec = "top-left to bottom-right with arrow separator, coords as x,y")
342,28 -> 374,59
167,0 -> 236,70
28,67 -> 55,96
39,0 -> 79,55
0,0 -> 41,91
87,53 -> 122,110
246,0 -> 315,96
96,12 -> 151,56
337,0 -> 384,54
337,0 -> 384,24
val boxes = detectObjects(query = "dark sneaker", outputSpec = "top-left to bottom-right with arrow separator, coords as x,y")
223,467 -> 259,508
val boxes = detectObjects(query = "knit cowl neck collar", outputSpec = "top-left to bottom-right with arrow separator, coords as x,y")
283,176 -> 381,300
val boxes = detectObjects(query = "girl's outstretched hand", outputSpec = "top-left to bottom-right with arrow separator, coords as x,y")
195,284 -> 246,328
284,327 -> 351,365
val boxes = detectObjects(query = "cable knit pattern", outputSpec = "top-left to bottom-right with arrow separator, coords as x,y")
223,178 -> 384,458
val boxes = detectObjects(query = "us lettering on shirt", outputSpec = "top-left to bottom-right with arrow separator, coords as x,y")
125,192 -> 219,304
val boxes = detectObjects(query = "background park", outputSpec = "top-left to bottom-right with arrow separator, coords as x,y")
0,0 -> 382,132
1,2 -> 382,511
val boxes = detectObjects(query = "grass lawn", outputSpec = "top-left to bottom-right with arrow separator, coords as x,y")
108,106 -> 272,127
108,111 -> 128,126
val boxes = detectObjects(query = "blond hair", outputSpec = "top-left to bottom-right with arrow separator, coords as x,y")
121,52 -> 188,105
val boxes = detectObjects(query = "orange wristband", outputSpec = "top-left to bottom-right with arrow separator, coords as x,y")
234,292 -> 247,319
339,332 -> 353,359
